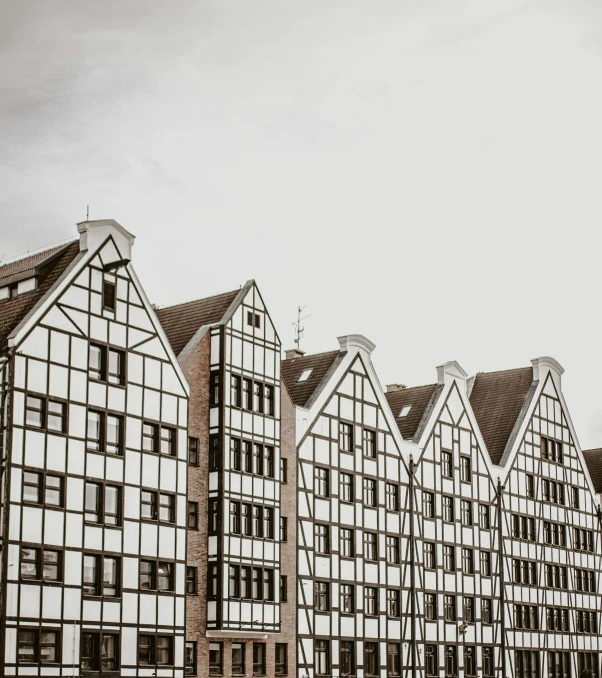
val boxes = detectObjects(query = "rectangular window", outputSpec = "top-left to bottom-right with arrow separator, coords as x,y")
515,650 -> 539,678
253,382 -> 264,413
103,280 -> 116,310
340,528 -> 354,558
572,486 -> 580,509
442,451 -> 453,477
340,472 -> 353,502
460,455 -> 471,482
187,502 -> 199,530
280,516 -> 288,542
231,375 -> 242,407
315,467 -> 329,497
247,310 -> 261,328
263,507 -> 274,539
387,588 -> 400,617
387,643 -> 401,677
264,385 -> 275,416
541,436 -> 563,464
85,482 -> 121,526
443,495 -> 454,522
106,413 -> 123,455
463,596 -> 475,622
88,410 -> 104,451
159,425 -> 176,456
364,586 -> 377,615
424,542 -> 436,569
83,554 -> 120,597
461,547 -> 473,574
232,643 -> 245,675
229,565 -> 240,598
157,562 -> 173,591
526,474 -> 535,498
253,642 -> 266,676
444,594 -> 456,622
363,428 -> 376,458
210,371 -> 220,407
425,645 -> 437,677
280,457 -> 288,483
315,581 -> 330,611
81,631 -> 119,672
339,422 -> 353,452
386,535 -> 400,564
423,491 -> 435,518
207,563 -> 218,599
253,444 -> 263,475
365,642 -> 379,677
26,394 -> 45,428
23,471 -> 64,508
47,399 -> 66,433
460,499 -> 472,525
209,642 -> 223,675
89,344 -> 105,381
264,446 -> 274,477
547,652 -> 570,678
444,646 -> 457,678
483,647 -> 494,678
230,501 -> 241,534
364,532 -> 378,561
480,551 -> 492,576
18,629 -> 59,665
185,641 -> 197,676
341,584 -> 354,613
275,643 -> 288,676
479,504 -> 490,529
142,422 -> 157,453
186,566 -> 197,595
242,378 -> 252,410
464,646 -> 476,677
107,348 -> 125,385
577,653 -> 600,678
188,437 -> 199,465
315,524 -> 329,554
444,545 -> 455,572
280,575 -> 287,602
20,547 -> 61,582
363,477 -> 377,507
425,592 -> 436,620
340,641 -> 355,677
315,640 -> 329,676
482,598 -> 492,624
209,434 -> 220,469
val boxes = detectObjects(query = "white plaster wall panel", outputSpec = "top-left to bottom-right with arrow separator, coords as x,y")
20,326 -> 49,360
142,453 -> 159,489
20,584 -> 41,618
140,523 -> 158,557
104,527 -> 122,553
123,520 -> 140,555
21,506 -> 42,543
6,584 -> 18,618
27,358 -> 48,394
142,388 -> 160,420
64,513 -> 83,548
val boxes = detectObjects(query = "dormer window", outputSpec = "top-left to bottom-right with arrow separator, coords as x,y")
398,405 -> 412,418
298,369 -> 312,383
0,277 -> 37,302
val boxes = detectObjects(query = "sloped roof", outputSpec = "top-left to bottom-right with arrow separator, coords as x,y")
385,384 -> 438,441
281,350 -> 341,408
155,289 -> 240,356
583,449 -> 602,494
469,367 -> 534,465
0,241 -> 80,351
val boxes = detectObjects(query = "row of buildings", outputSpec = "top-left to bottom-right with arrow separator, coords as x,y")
0,219 -> 600,677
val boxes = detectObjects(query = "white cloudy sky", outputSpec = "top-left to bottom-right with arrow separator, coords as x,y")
2,0 -> 602,446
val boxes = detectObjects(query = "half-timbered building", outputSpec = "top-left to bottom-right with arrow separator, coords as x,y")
282,337 -> 415,678
156,281 -> 296,677
471,359 -> 602,678
0,220 -> 190,675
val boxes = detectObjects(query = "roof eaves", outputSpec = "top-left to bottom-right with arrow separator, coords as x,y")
412,384 -> 444,443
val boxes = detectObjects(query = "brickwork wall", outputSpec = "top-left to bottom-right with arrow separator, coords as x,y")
183,337 -> 298,677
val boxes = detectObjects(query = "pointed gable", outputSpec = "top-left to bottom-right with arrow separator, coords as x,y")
385,383 -> 438,441
281,350 -> 342,408
469,366 -> 534,465
155,289 -> 240,356
0,241 -> 80,350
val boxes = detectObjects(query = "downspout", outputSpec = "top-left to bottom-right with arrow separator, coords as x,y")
0,352 -> 13,672
409,455 -> 416,678
496,479 -> 506,678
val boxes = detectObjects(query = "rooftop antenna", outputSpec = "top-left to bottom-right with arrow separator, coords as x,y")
292,305 -> 311,350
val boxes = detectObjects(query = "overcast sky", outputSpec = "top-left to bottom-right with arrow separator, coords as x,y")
2,0 -> 602,447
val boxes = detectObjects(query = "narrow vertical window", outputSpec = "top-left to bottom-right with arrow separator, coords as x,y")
210,371 -> 220,406
103,280 -> 116,311
231,375 -> 242,407
188,437 -> 199,465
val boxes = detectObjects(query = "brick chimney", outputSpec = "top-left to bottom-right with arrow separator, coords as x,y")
285,349 -> 305,360
386,384 -> 407,393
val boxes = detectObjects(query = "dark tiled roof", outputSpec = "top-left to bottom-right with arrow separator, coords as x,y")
0,243 -> 72,283
385,384 -> 438,441
0,241 -> 80,351
155,290 -> 240,356
583,449 -> 602,494
469,367 -> 534,465
281,350 -> 341,408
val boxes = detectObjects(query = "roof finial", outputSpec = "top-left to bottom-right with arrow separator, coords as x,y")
86,205 -> 89,221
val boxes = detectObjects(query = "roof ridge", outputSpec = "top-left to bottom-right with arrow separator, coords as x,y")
474,366 -> 532,377
282,348 -> 340,362
0,239 -> 77,271
155,288 -> 240,312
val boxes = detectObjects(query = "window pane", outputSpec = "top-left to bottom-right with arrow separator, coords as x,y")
83,555 -> 98,594
101,634 -> 117,670
45,475 -> 62,506
87,411 -> 103,450
47,400 -> 65,432
43,550 -> 60,581
18,629 -> 37,662
23,471 -> 41,503
103,557 -> 118,596
106,415 -> 122,455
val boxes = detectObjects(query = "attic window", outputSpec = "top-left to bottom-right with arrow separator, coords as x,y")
0,277 -> 37,302
398,405 -> 412,418
103,281 -> 116,311
298,369 -> 313,383
247,311 -> 261,329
